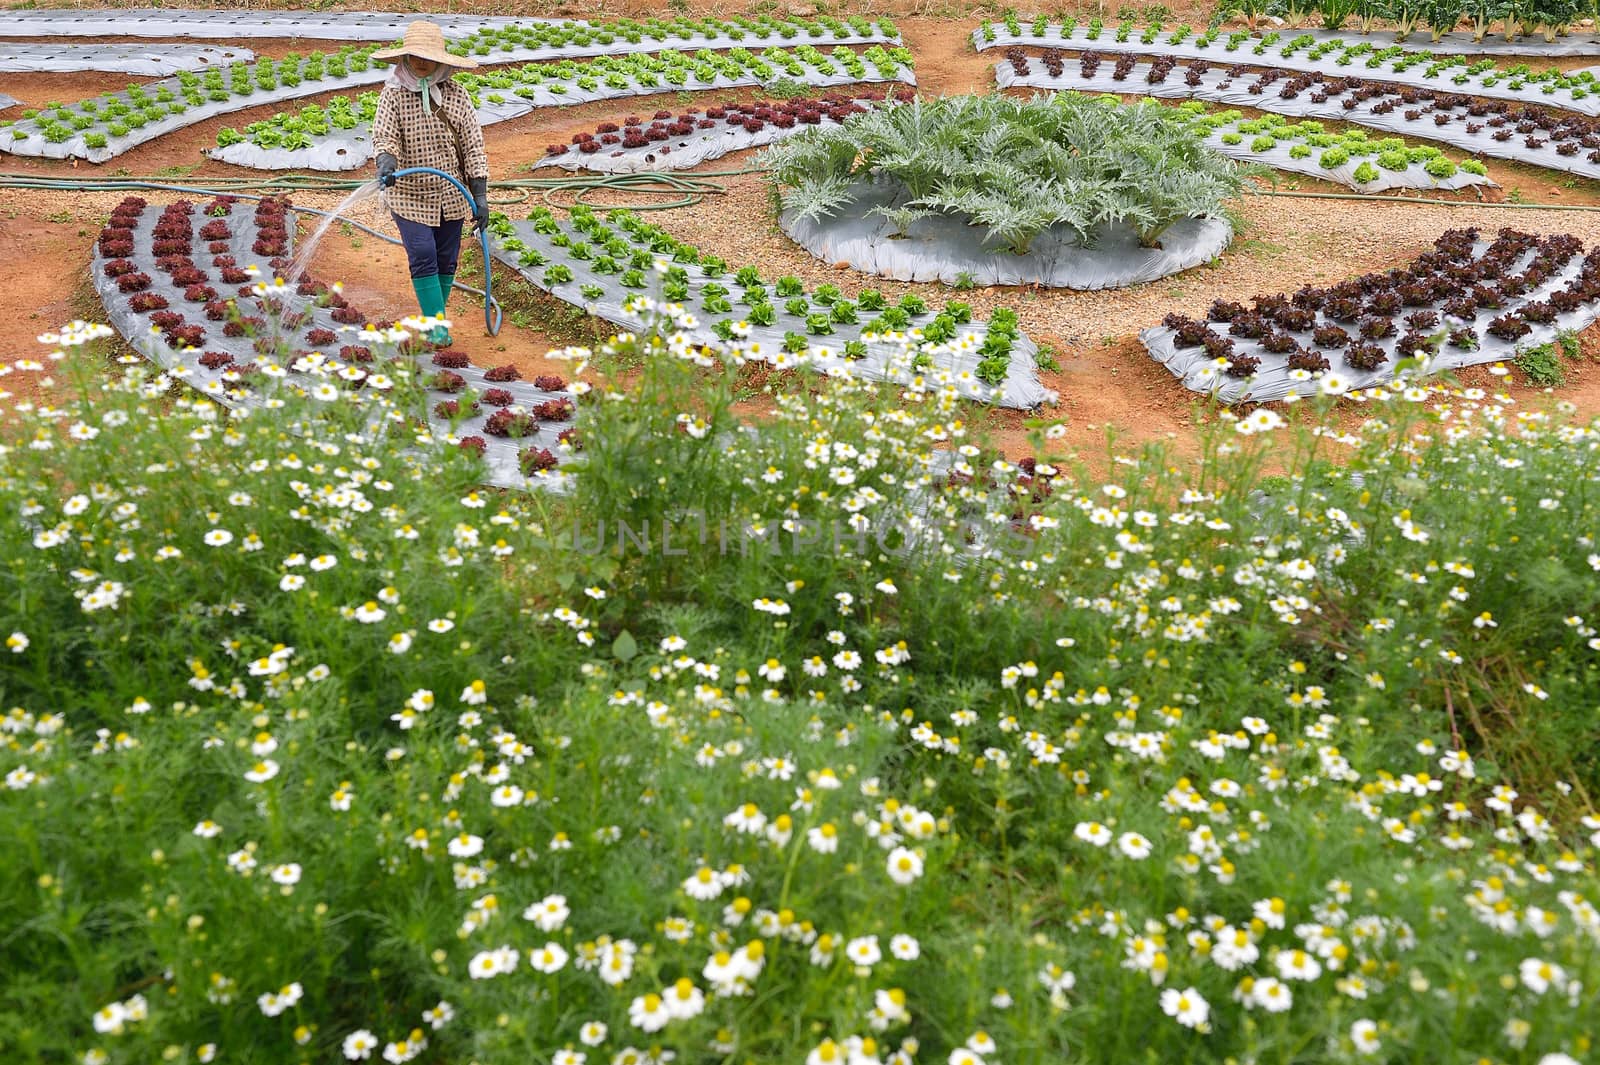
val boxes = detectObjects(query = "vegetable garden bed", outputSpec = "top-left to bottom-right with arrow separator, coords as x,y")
534,94 -> 904,174
1179,104 -> 1492,191
7,40 -> 912,166
976,17 -> 1600,112
1,46 -> 388,164
205,47 -> 917,172
486,205 -> 1052,409
437,15 -> 900,64
998,54 -> 1600,181
765,95 -> 1249,289
0,9 -> 898,45
0,8 -> 563,40
1142,226 -> 1600,402
89,194 -> 576,487
975,14 -> 1600,56
0,43 -> 255,76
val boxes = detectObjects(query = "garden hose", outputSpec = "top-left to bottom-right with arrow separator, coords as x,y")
3,166 -> 1598,211
389,165 -> 502,338
0,169 -> 767,334
0,168 -> 760,211
1245,186 -> 1600,212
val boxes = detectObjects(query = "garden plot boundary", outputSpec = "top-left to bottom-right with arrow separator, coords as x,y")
0,43 -> 256,76
90,198 -> 575,488
778,179 -> 1232,290
206,68 -> 915,172
997,62 -> 1600,180
976,21 -> 1600,58
486,215 -> 1052,411
978,25 -> 1600,114
1142,237 -> 1600,403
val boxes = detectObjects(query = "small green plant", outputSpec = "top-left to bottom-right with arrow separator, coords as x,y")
1514,341 -> 1566,387
1557,328 -> 1583,361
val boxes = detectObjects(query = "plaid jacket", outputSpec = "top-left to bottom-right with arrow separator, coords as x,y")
372,80 -> 489,227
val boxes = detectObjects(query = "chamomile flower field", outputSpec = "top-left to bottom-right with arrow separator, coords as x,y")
2,305 -> 1598,1065
6,0 -> 1600,1060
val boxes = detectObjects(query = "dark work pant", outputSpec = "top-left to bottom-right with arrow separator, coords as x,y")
393,213 -> 463,279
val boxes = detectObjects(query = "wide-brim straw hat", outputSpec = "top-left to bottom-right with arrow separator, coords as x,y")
372,20 -> 479,69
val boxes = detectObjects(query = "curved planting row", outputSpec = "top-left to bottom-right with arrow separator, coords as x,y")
1,46 -> 385,163
1179,104 -> 1491,190
486,205 -> 1051,409
90,195 -> 576,486
440,14 -> 900,62
4,37 -> 912,166
999,54 -> 1600,180
0,8 -> 547,40
523,91 -> 1482,279
207,46 -> 916,171
977,18 -> 1600,112
535,92 -> 910,174
1143,226 -> 1600,402
0,42 -> 256,76
0,9 -> 896,45
976,12 -> 1600,54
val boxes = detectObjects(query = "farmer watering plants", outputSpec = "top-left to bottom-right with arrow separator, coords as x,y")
372,20 -> 490,347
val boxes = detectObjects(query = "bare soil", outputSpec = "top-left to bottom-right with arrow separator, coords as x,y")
3,2 -> 1600,464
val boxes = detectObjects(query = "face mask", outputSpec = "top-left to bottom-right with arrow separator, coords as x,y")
392,59 -> 439,112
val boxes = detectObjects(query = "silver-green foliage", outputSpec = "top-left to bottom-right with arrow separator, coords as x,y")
763,93 -> 1255,254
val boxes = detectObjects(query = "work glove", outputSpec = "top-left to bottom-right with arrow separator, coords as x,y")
468,176 -> 489,233
376,152 -> 399,188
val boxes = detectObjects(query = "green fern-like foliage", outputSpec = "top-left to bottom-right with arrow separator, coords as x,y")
760,93 -> 1255,255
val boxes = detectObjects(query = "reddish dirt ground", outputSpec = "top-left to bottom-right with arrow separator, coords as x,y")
4,2 -> 1600,464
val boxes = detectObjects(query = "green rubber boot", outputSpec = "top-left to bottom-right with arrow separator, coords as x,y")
410,275 -> 451,347
438,273 -> 455,313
